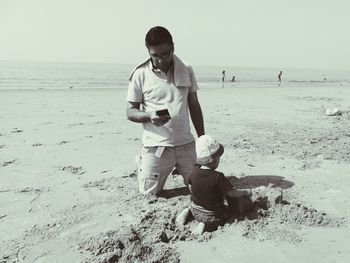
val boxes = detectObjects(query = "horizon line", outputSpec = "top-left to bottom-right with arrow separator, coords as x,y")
0,59 -> 349,72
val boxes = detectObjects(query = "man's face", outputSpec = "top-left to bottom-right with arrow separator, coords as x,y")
148,44 -> 174,72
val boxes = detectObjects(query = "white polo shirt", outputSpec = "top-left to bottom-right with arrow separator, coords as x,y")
127,58 -> 199,147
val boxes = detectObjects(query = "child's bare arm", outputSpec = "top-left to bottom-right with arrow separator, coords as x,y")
227,188 -> 252,198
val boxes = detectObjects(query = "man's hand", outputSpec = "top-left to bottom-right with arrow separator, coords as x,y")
150,112 -> 171,126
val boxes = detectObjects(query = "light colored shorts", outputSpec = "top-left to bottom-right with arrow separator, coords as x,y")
136,141 -> 196,195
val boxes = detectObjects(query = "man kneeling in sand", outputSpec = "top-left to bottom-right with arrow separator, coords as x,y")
126,26 -> 204,195
176,135 -> 252,235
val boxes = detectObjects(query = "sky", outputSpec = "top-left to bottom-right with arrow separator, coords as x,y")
1,0 -> 349,70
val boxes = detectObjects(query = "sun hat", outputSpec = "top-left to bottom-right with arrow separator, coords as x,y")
196,135 -> 224,165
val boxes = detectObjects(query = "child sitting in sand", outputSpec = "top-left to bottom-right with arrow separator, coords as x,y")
176,135 -> 252,235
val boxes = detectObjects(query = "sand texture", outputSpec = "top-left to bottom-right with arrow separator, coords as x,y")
1,85 -> 350,263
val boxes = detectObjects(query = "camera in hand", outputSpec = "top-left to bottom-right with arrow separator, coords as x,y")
156,109 -> 171,118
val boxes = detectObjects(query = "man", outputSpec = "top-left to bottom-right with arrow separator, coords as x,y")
126,26 -> 204,195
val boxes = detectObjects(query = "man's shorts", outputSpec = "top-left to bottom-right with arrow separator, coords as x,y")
136,141 -> 196,195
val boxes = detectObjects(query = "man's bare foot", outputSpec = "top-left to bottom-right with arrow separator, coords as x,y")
192,222 -> 205,235
176,208 -> 190,226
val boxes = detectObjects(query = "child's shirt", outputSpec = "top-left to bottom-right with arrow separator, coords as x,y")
189,165 -> 233,213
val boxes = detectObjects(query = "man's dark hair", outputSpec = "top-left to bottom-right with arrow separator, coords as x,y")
145,26 -> 173,47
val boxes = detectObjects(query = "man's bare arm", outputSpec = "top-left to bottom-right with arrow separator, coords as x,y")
126,101 -> 170,126
126,101 -> 151,123
188,92 -> 204,137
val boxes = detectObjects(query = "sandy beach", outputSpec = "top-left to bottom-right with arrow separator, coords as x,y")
1,84 -> 350,263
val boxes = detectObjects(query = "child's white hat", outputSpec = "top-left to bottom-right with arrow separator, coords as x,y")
196,135 -> 224,165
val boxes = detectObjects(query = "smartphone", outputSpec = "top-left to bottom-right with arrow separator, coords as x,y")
156,109 -> 171,118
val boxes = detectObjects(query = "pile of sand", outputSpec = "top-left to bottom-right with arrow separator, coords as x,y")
78,208 -> 183,263
78,182 -> 347,262
230,185 -> 347,243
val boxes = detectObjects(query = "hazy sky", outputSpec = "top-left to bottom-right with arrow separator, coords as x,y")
1,0 -> 349,70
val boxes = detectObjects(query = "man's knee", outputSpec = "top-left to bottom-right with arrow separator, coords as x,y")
135,153 -> 157,195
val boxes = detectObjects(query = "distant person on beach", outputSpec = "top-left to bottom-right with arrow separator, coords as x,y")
231,76 -> 236,82
176,135 -> 252,235
278,70 -> 283,82
221,70 -> 226,82
126,26 -> 205,195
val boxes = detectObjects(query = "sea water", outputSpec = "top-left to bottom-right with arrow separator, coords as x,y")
0,60 -> 349,90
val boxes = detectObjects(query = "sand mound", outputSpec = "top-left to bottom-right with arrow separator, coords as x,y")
79,209 -> 184,263
79,229 -> 177,263
226,185 -> 347,243
79,183 -> 347,262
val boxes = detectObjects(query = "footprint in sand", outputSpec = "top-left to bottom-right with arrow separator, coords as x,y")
83,178 -> 109,190
12,128 -> 23,133
58,140 -> 70,145
32,143 -> 43,147
95,121 -> 106,124
82,177 -> 119,190
60,165 -> 85,175
68,123 -> 84,127
1,159 -> 16,167
126,137 -> 140,141
15,187 -> 44,194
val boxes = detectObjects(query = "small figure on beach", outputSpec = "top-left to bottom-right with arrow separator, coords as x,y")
231,76 -> 236,82
221,70 -> 226,82
176,135 -> 252,235
278,70 -> 283,82
126,26 -> 205,195
323,74 -> 327,81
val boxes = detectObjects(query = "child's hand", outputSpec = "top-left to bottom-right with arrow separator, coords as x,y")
227,188 -> 252,198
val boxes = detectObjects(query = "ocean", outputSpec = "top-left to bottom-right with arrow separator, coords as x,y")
0,60 -> 349,90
